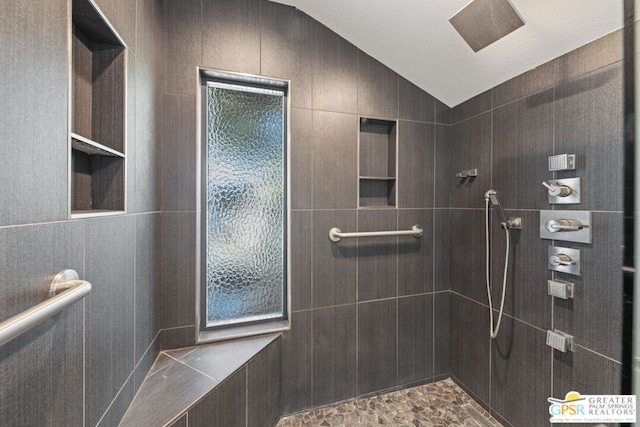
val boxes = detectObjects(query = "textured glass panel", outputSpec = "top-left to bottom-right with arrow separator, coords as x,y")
206,82 -> 285,327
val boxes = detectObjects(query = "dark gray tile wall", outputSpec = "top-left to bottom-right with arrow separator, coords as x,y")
290,211 -> 313,311
312,305 -> 358,406
290,108 -> 314,210
399,77 -> 435,122
555,62 -> 624,212
435,125 -> 453,207
553,345 -> 622,397
450,209 -> 486,302
492,61 -> 556,108
247,339 -> 282,427
0,0 -> 163,425
261,1 -> 313,109
96,378 -> 135,427
311,21 -> 359,114
161,0 -> 201,96
554,212 -> 624,361
312,110 -> 358,209
449,30 -> 625,427
433,292 -> 450,376
158,212 -> 197,330
0,0 -> 68,226
358,52 -> 399,118
433,209 -> 450,291
160,94 -> 197,211
201,0 -> 262,76
397,121 -> 435,208
357,210 -> 398,301
358,299 -> 398,394
135,213 -> 159,363
170,415 -> 187,427
492,91 -> 554,210
281,311 -> 312,414
122,337 -> 281,427
93,0 -> 137,50
397,209 -> 433,296
491,316 -> 551,427
451,112 -> 492,209
0,221 -> 85,426
188,369 -> 247,427
397,294 -> 433,385
133,57 -> 161,214
490,210 -> 551,330
158,0 -> 452,418
450,293 -> 491,405
4,2 -> 625,427
85,216 -> 136,426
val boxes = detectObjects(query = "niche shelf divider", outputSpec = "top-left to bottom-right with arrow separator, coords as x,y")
69,0 -> 127,218
358,117 -> 398,208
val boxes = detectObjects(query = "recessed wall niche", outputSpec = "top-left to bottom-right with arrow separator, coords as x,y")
358,117 -> 397,208
70,0 -> 127,217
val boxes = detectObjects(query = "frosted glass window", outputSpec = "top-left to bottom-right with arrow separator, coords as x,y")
203,79 -> 287,329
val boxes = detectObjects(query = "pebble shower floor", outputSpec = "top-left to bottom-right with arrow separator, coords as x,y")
276,378 -> 503,427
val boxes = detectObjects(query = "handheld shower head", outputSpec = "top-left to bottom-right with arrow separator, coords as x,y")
484,189 -> 508,226
484,189 -> 500,206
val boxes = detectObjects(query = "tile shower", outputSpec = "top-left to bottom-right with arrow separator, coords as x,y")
0,1 -> 624,427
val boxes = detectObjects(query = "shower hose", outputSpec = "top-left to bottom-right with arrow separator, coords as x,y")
485,197 -> 510,339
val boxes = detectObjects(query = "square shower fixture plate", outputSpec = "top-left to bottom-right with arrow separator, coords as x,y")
449,0 -> 525,52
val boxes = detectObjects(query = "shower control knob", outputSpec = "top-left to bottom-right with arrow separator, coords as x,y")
549,254 -> 575,266
545,219 -> 587,233
542,181 -> 572,197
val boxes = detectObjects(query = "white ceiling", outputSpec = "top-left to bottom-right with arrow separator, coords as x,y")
270,0 -> 624,107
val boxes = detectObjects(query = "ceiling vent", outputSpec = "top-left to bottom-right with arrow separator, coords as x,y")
449,0 -> 525,52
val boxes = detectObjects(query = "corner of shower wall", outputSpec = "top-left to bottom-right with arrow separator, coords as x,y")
449,29 -> 625,427
155,0 -> 456,419
0,0 -> 165,426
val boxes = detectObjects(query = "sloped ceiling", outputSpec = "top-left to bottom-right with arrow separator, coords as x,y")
269,0 -> 623,107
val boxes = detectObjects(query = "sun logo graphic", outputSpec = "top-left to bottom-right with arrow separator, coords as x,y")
548,391 -> 636,423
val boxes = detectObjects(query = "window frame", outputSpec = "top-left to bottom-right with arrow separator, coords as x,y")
196,69 -> 290,343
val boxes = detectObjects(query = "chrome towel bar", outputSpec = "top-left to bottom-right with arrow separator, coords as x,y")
329,224 -> 424,242
0,269 -> 91,347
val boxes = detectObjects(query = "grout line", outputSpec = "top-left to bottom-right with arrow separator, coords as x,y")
133,217 -> 137,370
245,365 -> 249,426
294,291 -> 447,314
395,212 -> 399,388
309,208 -> 314,405
355,290 -> 359,396
83,298 -> 87,427
451,291 -> 549,334
310,297 -> 314,406
0,211 -> 167,231
82,219 -> 87,427
573,344 -> 624,364
488,90 -> 494,412
163,352 -> 220,382
95,366 -> 137,426
550,62 -> 557,399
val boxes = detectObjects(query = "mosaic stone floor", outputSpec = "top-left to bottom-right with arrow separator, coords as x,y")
277,378 -> 503,427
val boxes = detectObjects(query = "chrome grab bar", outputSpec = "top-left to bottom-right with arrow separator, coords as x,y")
329,225 -> 424,242
0,269 -> 91,347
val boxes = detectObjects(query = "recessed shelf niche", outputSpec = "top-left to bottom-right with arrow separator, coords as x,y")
70,0 -> 126,217
358,117 -> 397,208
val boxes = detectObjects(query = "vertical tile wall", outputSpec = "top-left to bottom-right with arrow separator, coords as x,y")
0,0 -> 162,425
1,1 -> 626,426
158,0 -> 452,415
449,30 -> 625,427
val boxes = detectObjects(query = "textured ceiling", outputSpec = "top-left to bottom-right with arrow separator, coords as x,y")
270,0 -> 623,107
